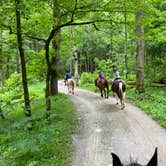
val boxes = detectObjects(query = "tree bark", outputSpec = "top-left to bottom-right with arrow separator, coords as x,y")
135,12 -> 145,93
71,25 -> 79,86
0,29 -> 3,86
45,38 -> 51,115
51,30 -> 60,95
124,13 -> 128,79
15,0 -> 31,116
50,0 -> 61,95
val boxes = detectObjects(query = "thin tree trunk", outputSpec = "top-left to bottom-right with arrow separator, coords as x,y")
124,12 -> 128,79
15,0 -> 31,116
50,0 -> 61,95
73,45 -> 79,86
16,56 -> 20,73
45,41 -> 51,115
71,25 -> 79,86
51,30 -> 60,95
0,29 -> 3,85
135,12 -> 145,93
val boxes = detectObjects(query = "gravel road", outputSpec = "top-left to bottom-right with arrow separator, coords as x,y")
59,81 -> 166,166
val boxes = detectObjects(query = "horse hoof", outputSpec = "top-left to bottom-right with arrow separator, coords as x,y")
121,106 -> 125,110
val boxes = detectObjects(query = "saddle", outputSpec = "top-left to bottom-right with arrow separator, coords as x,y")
98,78 -> 107,85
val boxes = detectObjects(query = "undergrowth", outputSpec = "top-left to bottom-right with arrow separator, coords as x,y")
0,82 -> 78,166
127,87 -> 166,128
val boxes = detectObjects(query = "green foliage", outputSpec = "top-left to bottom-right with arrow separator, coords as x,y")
79,72 -> 97,91
0,82 -> 78,165
127,87 -> 166,128
27,50 -> 46,82
0,74 -> 24,117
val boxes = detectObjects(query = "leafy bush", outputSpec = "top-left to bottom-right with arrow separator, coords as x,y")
0,82 -> 78,165
79,72 -> 96,84
0,74 -> 24,117
127,87 -> 166,128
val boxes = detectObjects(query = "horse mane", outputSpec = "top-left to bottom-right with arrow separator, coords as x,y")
111,148 -> 157,166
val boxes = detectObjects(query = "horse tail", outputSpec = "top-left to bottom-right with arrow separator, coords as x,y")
72,79 -> 75,89
119,82 -> 123,100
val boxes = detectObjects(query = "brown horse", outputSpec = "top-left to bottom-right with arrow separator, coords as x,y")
95,78 -> 109,98
66,78 -> 75,95
111,148 -> 157,166
111,79 -> 126,109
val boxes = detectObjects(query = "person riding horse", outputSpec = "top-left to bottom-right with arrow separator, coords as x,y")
112,66 -> 120,81
95,71 -> 109,98
97,71 -> 104,83
111,66 -> 126,109
64,70 -> 72,85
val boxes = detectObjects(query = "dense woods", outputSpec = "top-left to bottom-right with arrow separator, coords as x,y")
0,0 -> 165,112
0,0 -> 165,165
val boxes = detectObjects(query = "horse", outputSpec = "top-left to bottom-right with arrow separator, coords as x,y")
111,78 -> 126,109
111,148 -> 157,166
66,78 -> 75,95
95,77 -> 109,98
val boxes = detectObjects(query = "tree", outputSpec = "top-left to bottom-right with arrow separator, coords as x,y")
0,29 -> 2,85
15,0 -> 31,116
135,11 -> 145,93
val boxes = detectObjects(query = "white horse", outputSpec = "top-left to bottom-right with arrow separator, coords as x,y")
66,78 -> 75,95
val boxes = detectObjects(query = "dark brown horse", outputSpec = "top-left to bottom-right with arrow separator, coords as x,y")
95,78 -> 109,98
111,148 -> 157,166
111,79 -> 126,109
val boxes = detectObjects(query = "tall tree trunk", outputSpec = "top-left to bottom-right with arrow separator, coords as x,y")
51,30 -> 60,95
15,0 -> 31,116
124,12 -> 128,79
50,0 -> 61,95
135,12 -> 145,93
16,56 -> 20,73
0,29 -> 3,86
73,45 -> 79,86
45,40 -> 51,115
71,25 -> 79,86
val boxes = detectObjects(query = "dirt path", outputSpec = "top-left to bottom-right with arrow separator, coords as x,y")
59,81 -> 166,166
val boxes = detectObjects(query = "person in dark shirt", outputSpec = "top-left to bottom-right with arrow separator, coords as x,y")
64,70 -> 72,85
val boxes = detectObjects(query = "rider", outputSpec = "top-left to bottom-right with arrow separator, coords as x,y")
64,70 -> 72,85
97,70 -> 105,84
112,65 -> 120,80
112,65 -> 121,87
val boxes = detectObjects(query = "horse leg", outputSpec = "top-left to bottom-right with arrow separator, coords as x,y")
118,95 -> 125,109
115,94 -> 119,104
106,87 -> 109,98
103,89 -> 106,98
72,86 -> 74,95
100,89 -> 103,97
120,99 -> 125,110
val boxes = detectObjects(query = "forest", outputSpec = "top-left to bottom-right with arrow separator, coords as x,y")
0,0 -> 166,165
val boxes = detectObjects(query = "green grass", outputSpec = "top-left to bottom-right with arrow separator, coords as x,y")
127,87 -> 166,128
0,82 -> 78,166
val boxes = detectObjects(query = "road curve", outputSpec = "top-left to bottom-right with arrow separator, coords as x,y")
59,81 -> 166,166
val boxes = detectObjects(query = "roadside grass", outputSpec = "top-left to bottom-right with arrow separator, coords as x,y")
0,81 -> 78,166
127,87 -> 166,128
79,81 -> 166,129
